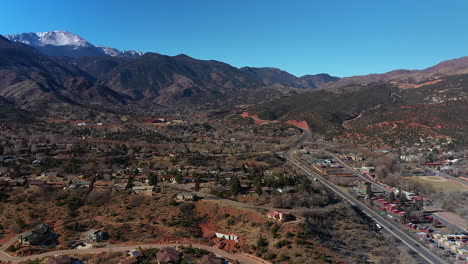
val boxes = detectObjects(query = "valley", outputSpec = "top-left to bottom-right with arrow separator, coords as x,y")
0,28 -> 466,264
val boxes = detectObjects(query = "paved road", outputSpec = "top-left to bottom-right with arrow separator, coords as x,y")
0,241 -> 267,264
321,149 -> 467,234
284,129 -> 448,264
0,233 -> 24,251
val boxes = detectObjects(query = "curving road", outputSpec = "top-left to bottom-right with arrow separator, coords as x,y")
0,241 -> 268,264
284,129 -> 448,264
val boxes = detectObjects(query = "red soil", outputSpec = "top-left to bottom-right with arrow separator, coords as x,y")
285,120 -> 311,131
240,112 -> 311,131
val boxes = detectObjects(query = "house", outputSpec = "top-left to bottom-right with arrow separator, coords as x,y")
46,255 -> 73,264
161,175 -> 177,183
135,174 -> 149,183
132,183 -> 155,196
20,224 -> 57,246
156,247 -> 181,264
400,155 -> 419,162
68,180 -> 92,190
345,153 -> 364,161
1,177 -> 26,187
359,167 -> 375,173
94,180 -> 112,190
199,254 -> 225,264
176,192 -> 197,201
84,230 -> 107,244
40,172 -> 60,177
37,174 -> 67,188
113,183 -> 126,191
214,232 -> 239,243
113,175 -> 130,184
267,210 -> 295,222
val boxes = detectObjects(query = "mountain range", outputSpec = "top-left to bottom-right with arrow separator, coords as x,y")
322,57 -> 468,89
0,31 -> 339,109
5,31 -> 143,58
0,34 -> 128,109
1,30 -> 468,131
251,72 -> 468,146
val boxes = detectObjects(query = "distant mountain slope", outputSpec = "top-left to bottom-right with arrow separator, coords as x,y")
103,53 -> 262,104
1,32 -> 328,108
345,74 -> 468,146
252,82 -> 400,134
240,67 -> 309,88
323,57 -> 468,89
252,74 -> 468,146
53,54 -> 339,106
240,67 -> 339,89
0,95 -> 35,123
5,31 -> 143,58
421,56 -> 468,75
0,35 -> 129,108
55,56 -> 133,80
300,73 -> 340,88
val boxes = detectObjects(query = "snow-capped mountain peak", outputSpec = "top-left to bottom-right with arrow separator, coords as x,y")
5,30 -> 143,58
6,30 -> 92,47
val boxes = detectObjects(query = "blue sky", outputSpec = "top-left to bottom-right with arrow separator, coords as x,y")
1,0 -> 467,77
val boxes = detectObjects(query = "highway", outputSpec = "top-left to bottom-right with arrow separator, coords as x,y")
284,129 -> 448,264
322,146 -> 467,233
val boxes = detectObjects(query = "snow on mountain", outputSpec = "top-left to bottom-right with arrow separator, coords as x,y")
96,46 -> 120,57
97,46 -> 143,58
6,30 -> 92,47
124,50 -> 144,57
5,30 -> 143,58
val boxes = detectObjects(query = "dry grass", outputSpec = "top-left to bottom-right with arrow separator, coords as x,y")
405,176 -> 468,192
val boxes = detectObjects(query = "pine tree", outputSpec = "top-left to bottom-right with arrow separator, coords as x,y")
126,177 -> 134,189
175,174 -> 183,184
253,175 -> 262,195
194,174 -> 201,191
255,183 -> 262,195
148,173 -> 158,186
229,177 -> 241,195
